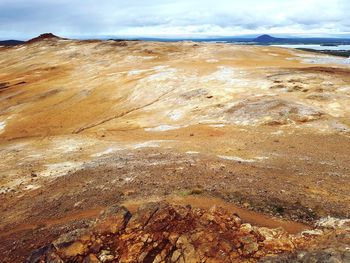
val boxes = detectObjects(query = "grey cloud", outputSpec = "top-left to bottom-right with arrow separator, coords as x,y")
0,0 -> 349,39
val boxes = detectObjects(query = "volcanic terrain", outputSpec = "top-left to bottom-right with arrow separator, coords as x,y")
0,34 -> 349,262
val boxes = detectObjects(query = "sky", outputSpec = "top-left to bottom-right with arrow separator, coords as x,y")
1,0 -> 350,40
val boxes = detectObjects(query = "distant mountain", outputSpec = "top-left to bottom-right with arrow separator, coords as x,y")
251,34 -> 350,45
26,33 -> 61,43
253,34 -> 282,43
0,33 -> 62,47
0,40 -> 24,46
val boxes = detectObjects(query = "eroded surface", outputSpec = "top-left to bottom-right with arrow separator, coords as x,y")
0,37 -> 349,262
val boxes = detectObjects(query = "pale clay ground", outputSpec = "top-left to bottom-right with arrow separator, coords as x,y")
0,39 -> 350,228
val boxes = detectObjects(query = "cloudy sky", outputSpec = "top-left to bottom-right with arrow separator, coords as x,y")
1,0 -> 350,39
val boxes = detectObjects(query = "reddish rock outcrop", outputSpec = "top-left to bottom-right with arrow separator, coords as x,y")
26,202 -> 306,263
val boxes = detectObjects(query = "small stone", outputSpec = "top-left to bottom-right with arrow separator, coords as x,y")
240,223 -> 253,234
171,250 -> 182,262
263,238 -> 294,252
169,233 -> 180,245
98,250 -> 114,262
153,254 -> 162,263
83,254 -> 100,263
58,241 -> 86,258
140,234 -> 151,243
242,242 -> 259,255
243,202 -> 250,208
90,241 -> 102,254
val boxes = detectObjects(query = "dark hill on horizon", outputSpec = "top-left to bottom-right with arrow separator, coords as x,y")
0,33 -> 61,46
26,33 -> 61,43
253,34 -> 282,43
251,34 -> 350,45
0,40 -> 24,46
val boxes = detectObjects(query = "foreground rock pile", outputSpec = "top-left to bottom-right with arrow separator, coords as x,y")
26,202 -> 321,263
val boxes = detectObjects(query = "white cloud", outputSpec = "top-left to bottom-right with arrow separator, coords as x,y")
0,0 -> 349,39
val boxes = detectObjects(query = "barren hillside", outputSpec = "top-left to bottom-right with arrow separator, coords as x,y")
0,36 -> 349,262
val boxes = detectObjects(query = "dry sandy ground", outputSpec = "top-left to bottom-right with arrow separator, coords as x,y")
0,36 -> 349,262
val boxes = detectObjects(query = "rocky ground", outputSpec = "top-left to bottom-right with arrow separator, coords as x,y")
0,34 -> 350,262
24,202 -> 350,263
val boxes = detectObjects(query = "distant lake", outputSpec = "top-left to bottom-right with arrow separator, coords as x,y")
271,44 -> 350,51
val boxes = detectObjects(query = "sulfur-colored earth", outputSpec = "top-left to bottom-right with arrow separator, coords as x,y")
0,35 -> 349,262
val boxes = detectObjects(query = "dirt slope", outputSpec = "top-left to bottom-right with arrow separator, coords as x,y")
0,36 -> 349,262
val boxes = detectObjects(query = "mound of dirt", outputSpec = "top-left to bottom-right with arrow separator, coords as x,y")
223,97 -> 324,125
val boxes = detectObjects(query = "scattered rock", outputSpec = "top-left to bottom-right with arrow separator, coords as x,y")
26,202 -> 348,263
315,216 -> 350,230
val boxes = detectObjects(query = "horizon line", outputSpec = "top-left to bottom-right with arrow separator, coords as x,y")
3,32 -> 350,41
